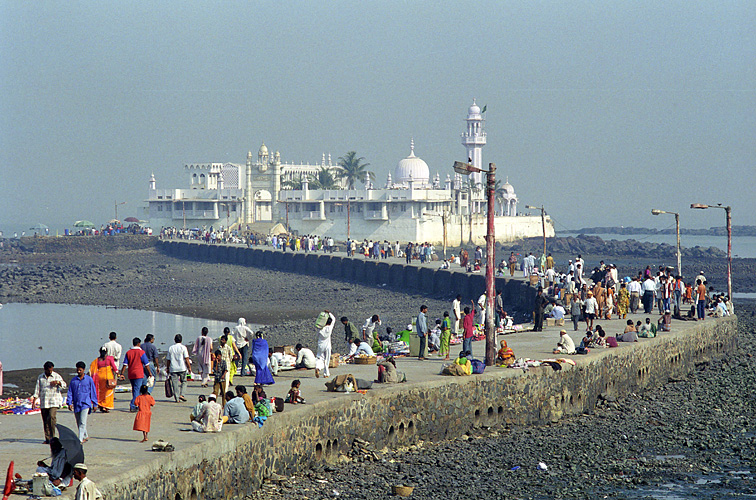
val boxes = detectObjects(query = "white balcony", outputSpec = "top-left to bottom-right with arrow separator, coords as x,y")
303,211 -> 326,221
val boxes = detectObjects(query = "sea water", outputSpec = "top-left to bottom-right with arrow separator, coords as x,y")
0,303 -> 243,371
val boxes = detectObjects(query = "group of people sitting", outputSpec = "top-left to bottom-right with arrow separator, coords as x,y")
189,383 -> 280,432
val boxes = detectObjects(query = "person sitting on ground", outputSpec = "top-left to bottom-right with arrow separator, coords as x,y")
496,339 -> 515,366
36,437 -> 70,487
553,330 -> 576,354
617,321 -> 639,342
294,344 -> 317,370
428,319 -> 442,353
379,326 -> 395,343
604,330 -> 618,348
236,385 -> 256,420
190,395 -> 206,423
580,329 -> 594,349
453,350 -> 473,375
285,379 -> 306,404
191,393 -> 223,433
549,302 -> 566,321
658,309 -> 672,331
251,384 -> 267,404
377,356 -> 405,383
638,318 -> 657,338
223,390 -> 250,424
348,338 -> 375,359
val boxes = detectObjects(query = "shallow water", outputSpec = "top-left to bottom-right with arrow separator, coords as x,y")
0,303 -> 251,371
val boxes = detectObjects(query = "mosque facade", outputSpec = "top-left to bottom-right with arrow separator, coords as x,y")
145,101 -> 554,245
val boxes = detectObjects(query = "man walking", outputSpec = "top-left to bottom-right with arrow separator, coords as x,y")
628,276 -> 642,314
534,288 -> 549,331
101,332 -> 122,370
119,337 -> 153,412
462,306 -> 474,354
315,311 -> 335,378
31,361 -> 66,443
141,334 -> 159,395
166,334 -> 192,403
66,361 -> 98,443
416,305 -> 429,360
233,318 -> 253,376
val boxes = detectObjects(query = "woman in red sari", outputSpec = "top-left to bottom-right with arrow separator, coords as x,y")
89,347 -> 118,412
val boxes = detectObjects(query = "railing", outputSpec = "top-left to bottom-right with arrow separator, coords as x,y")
365,210 -> 387,220
303,211 -> 325,220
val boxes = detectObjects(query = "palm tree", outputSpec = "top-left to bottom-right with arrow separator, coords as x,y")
337,151 -> 374,189
281,173 -> 304,190
308,167 -> 341,190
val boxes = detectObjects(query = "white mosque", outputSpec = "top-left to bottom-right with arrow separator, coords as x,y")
145,101 -> 553,245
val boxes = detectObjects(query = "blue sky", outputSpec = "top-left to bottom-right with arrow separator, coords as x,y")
1,1 -> 754,233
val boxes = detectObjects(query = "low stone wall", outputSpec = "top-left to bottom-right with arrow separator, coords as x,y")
100,316 -> 737,500
157,241 -> 536,310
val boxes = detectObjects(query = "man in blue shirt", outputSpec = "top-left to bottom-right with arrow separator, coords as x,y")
416,305 -> 429,360
142,334 -> 160,395
67,361 -> 98,443
223,391 -> 250,424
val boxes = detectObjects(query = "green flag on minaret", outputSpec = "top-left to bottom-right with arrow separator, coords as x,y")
481,105 -> 487,113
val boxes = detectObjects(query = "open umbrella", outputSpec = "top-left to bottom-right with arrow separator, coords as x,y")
55,424 -> 84,468
29,223 -> 49,231
124,217 -> 140,223
2,461 -> 13,500
73,220 -> 95,228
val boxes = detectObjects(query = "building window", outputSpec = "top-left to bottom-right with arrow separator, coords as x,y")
295,205 -> 299,213
338,205 -> 344,213
401,204 -> 407,212
157,204 -> 163,212
356,204 -> 362,213
329,204 -> 334,213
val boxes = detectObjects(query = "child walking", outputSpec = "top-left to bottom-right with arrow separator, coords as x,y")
133,385 -> 155,442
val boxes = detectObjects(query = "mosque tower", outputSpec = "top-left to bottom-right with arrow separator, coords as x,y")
245,151 -> 253,223
461,99 -> 486,187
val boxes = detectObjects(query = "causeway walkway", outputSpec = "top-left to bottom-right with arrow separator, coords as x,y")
0,310 -> 717,499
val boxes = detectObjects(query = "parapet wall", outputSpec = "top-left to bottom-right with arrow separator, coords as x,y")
157,241 -> 535,310
101,316 -> 737,500
91,241 -> 741,500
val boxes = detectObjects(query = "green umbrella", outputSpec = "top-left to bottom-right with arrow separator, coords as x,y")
74,220 -> 95,227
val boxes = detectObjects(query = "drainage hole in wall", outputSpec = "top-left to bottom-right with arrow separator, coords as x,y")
399,422 -> 405,434
326,440 -> 332,456
388,425 -> 395,438
488,406 -> 494,417
408,421 -> 414,432
333,438 -> 338,451
315,442 -> 323,460
190,488 -> 198,500
474,409 -> 481,418
498,406 -> 503,414
569,395 -> 574,405
175,494 -> 182,500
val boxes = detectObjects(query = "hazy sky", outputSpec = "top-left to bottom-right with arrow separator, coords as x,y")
2,1 -> 754,234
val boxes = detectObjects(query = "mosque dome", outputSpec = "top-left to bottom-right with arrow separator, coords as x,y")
258,143 -> 268,155
468,100 -> 480,115
501,181 -> 515,195
394,139 -> 430,187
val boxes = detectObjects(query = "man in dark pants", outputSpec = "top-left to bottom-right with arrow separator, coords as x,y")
341,317 -> 359,343
534,288 -> 549,331
416,305 -> 429,360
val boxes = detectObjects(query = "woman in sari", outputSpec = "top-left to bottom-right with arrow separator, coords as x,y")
251,331 -> 275,385
89,347 -> 118,412
223,327 -> 241,385
617,283 -> 630,319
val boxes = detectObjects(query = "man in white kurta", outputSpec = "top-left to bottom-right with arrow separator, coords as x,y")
315,312 -> 336,378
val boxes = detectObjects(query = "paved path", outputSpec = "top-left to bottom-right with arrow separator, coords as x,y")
0,309 -> 705,498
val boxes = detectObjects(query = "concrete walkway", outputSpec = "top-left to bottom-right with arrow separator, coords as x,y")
0,310 -> 709,498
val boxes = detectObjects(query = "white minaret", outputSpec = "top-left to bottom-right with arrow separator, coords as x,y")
461,99 -> 486,186
149,172 -> 156,191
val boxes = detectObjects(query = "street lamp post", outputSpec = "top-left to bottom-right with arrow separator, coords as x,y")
423,211 -> 449,259
651,209 -> 681,278
115,201 -> 127,221
690,203 -> 732,299
525,204 -> 546,258
453,160 -> 496,366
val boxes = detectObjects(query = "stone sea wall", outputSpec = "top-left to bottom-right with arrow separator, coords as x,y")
101,316 -> 737,500
88,241 -> 739,500
157,241 -> 536,310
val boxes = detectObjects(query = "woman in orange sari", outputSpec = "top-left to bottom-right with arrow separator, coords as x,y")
90,347 -> 118,412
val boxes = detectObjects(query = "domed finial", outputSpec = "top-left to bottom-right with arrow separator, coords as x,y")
410,138 -> 415,156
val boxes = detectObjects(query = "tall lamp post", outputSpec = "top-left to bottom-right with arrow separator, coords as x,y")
454,160 -> 496,366
651,209 -> 681,278
114,201 -> 127,221
525,204 -> 546,258
690,203 -> 732,299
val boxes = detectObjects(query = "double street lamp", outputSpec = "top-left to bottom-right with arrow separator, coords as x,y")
651,209 -> 681,278
690,203 -> 732,299
453,160 -> 496,366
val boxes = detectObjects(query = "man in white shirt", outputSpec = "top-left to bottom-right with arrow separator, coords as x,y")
452,294 -> 462,337
628,277 -> 642,313
550,304 -> 566,320
348,338 -> 375,358
583,291 -> 599,329
294,344 -> 317,370
101,332 -> 123,370
315,311 -> 335,378
361,315 -> 381,341
233,318 -> 253,376
642,277 -> 657,314
166,334 -> 191,403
